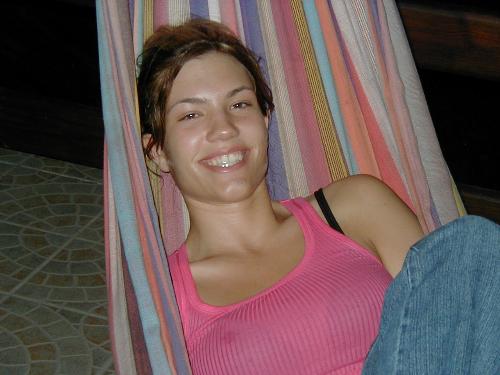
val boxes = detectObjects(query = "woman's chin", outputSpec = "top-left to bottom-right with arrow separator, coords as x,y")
197,180 -> 266,206
214,182 -> 259,203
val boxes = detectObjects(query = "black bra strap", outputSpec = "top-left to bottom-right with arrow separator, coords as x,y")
313,188 -> 344,234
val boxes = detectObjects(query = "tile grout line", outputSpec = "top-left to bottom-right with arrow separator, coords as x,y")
0,214 -> 103,305
0,219 -> 104,247
0,292 -> 108,320
94,356 -> 115,375
0,155 -> 31,167
0,159 -> 103,185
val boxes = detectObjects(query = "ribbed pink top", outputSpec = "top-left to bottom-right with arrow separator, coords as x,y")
168,198 -> 392,374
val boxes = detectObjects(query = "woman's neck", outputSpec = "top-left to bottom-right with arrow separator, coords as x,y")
183,183 -> 287,262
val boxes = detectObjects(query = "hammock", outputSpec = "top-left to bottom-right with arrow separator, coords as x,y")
97,1 -> 465,373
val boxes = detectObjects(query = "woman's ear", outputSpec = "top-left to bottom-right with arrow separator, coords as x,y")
142,134 -> 171,172
264,111 -> 270,129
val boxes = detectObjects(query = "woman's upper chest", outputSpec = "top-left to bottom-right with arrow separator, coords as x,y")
188,216 -> 305,307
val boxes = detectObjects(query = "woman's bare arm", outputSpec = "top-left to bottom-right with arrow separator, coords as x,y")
320,174 -> 424,277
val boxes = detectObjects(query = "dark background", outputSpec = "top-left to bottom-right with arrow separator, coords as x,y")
0,0 -> 499,218
0,0 -> 102,167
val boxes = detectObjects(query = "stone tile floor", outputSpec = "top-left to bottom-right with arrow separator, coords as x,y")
0,148 -> 114,375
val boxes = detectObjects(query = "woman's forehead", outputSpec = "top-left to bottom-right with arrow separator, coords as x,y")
169,52 -> 255,98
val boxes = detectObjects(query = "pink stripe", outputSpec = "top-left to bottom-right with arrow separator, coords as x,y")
345,52 -> 414,210
154,0 -> 169,29
161,174 -> 187,253
365,5 -> 415,202
315,0 -> 379,176
270,0 -> 331,190
220,0 -> 239,35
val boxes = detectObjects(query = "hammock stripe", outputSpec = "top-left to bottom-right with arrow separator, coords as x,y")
104,153 -> 138,375
97,0 -> 463,373
289,0 -> 348,181
383,0 -> 460,224
303,1 -> 358,174
190,0 -> 208,19
259,0 -> 310,197
236,0 -> 289,200
318,1 -> 380,177
270,0 -> 331,192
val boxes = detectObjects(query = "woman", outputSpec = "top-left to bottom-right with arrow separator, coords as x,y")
138,19 -> 499,375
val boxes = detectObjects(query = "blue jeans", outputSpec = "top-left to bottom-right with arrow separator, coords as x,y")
362,215 -> 500,374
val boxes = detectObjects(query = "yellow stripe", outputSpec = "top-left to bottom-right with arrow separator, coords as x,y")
143,0 -> 154,41
290,0 -> 349,182
451,179 -> 467,217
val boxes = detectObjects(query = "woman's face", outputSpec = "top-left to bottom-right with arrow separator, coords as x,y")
157,51 -> 269,205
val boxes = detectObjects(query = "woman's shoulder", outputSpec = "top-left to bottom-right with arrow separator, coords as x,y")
309,174 -> 424,276
306,174 -> 388,225
321,174 -> 390,202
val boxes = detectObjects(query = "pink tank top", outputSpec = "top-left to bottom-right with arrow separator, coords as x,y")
168,198 -> 392,374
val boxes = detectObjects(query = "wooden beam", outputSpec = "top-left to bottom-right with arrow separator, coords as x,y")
459,184 -> 500,224
398,3 -> 500,80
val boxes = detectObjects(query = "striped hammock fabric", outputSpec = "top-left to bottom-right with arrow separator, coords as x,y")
97,0 -> 465,373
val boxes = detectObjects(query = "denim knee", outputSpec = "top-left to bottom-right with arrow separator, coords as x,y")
410,215 -> 499,262
362,215 -> 500,375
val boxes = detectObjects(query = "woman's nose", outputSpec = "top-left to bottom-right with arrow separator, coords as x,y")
206,110 -> 239,141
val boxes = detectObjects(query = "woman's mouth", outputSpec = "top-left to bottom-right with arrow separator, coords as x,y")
204,151 -> 246,168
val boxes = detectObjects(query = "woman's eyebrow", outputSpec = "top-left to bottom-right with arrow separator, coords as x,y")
167,97 -> 207,114
226,85 -> 254,99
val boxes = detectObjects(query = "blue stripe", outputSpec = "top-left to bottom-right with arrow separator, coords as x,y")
239,0 -> 290,199
369,0 -> 384,56
430,195 -> 442,228
303,2 -> 357,174
371,0 -> 382,39
190,0 -> 209,19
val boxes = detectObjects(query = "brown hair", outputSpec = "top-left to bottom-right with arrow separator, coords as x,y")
137,19 -> 274,158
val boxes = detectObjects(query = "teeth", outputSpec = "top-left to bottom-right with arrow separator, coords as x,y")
206,151 -> 244,168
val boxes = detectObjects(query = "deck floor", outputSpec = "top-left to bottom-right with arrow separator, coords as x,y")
0,148 -> 113,375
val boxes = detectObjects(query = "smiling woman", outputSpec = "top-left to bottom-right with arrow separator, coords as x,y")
134,18 -> 500,375
137,20 -> 273,161
144,52 -> 270,204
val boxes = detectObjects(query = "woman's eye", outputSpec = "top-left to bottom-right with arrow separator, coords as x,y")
181,113 -> 198,121
232,102 -> 250,109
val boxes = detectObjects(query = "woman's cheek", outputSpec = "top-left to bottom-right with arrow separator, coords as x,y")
170,130 -> 204,169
